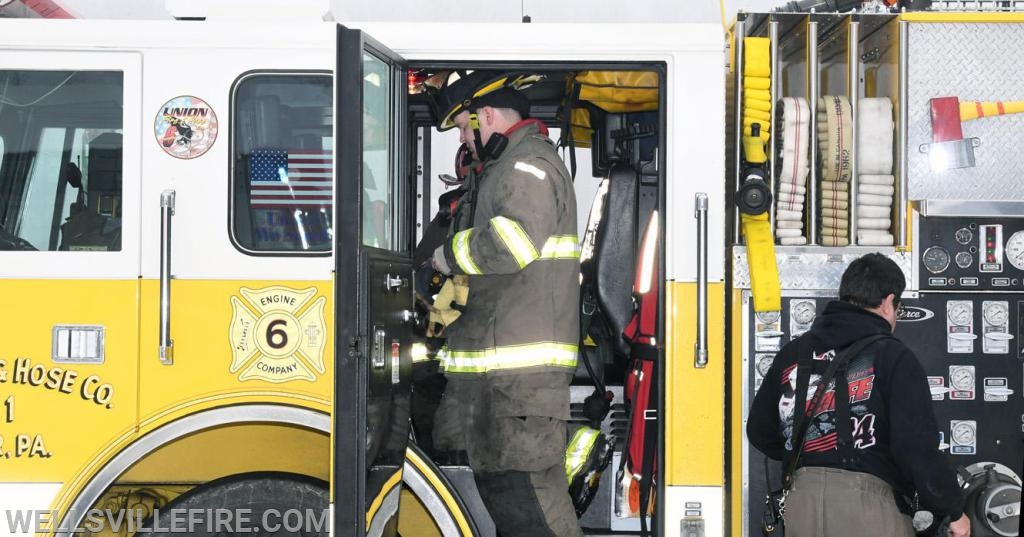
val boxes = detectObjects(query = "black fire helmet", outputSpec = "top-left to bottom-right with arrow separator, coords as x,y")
436,70 -> 540,131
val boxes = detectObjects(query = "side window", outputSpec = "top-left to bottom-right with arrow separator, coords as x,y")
0,70 -> 124,251
231,73 -> 333,254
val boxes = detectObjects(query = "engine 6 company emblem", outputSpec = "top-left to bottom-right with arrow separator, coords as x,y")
229,286 -> 326,383
154,95 -> 219,159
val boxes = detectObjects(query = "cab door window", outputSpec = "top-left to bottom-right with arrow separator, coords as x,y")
230,72 -> 333,254
0,70 -> 124,251
362,53 -> 398,251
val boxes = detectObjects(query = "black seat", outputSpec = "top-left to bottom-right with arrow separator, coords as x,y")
576,164 -> 641,385
576,105 -> 661,386
59,132 -> 122,251
87,132 -> 123,218
588,164 -> 639,358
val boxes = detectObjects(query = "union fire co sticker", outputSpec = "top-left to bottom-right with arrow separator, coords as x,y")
229,286 -> 326,383
154,95 -> 219,159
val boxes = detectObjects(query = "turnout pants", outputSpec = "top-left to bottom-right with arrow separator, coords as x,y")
476,463 -> 582,537
785,466 -> 914,537
435,375 -> 582,537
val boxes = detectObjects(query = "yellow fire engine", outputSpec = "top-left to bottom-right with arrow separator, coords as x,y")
0,7 -> 725,537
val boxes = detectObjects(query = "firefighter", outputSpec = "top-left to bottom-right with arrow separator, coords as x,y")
430,71 -> 583,537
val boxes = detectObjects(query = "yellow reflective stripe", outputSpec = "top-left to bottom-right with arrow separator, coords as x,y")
436,346 -> 450,372
540,235 -> 581,259
411,342 -> 430,363
491,216 -> 539,269
452,229 -> 482,275
443,342 -> 578,373
565,427 -> 600,483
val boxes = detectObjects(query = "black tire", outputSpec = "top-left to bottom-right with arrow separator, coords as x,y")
134,472 -> 328,537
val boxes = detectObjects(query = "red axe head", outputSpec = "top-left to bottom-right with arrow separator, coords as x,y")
930,97 -> 964,143
920,96 -> 980,170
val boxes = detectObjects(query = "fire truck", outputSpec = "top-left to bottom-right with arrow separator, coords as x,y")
0,4 -> 1019,537
0,7 -> 725,537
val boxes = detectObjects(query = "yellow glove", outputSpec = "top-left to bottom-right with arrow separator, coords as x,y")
426,275 -> 469,338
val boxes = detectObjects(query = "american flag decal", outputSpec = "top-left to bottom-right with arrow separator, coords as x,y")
250,149 -> 333,209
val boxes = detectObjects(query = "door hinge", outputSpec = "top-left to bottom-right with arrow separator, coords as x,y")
347,336 -> 360,357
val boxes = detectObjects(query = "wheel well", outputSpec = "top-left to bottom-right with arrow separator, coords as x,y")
59,404 -> 328,535
133,472 -> 329,537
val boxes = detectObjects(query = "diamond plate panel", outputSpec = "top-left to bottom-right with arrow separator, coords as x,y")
908,23 -> 1024,200
732,247 -> 912,290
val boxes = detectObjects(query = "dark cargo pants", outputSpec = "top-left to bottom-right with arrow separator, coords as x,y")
784,466 -> 915,537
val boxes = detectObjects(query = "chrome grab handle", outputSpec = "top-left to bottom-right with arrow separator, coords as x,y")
384,273 -> 405,292
159,190 -> 175,365
695,193 -> 709,368
897,20 -> 909,248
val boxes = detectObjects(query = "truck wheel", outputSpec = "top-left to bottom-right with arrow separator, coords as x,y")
134,472 -> 328,537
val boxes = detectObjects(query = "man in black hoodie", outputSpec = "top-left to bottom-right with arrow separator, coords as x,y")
747,253 -> 970,537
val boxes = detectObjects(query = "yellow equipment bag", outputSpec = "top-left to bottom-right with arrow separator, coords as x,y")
564,71 -> 660,147
569,107 -> 595,149
575,71 -> 659,113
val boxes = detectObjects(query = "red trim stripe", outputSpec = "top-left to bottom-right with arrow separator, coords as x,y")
22,0 -> 75,18
835,97 -> 843,180
792,98 -> 802,187
976,101 -> 985,118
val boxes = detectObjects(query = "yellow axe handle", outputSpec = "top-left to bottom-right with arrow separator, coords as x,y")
959,100 -> 1024,121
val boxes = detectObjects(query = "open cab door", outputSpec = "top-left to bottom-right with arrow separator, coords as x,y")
334,26 -> 414,537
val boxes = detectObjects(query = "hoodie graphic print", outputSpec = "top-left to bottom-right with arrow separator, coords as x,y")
778,348 -> 877,453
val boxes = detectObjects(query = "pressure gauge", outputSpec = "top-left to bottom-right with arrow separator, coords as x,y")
1005,230 -> 1024,270
792,301 -> 817,325
984,302 -> 1008,326
950,368 -> 975,391
756,354 -> 774,376
756,310 -> 781,324
955,227 -> 973,245
955,251 -> 973,269
951,422 -> 976,446
948,302 -> 973,326
922,246 -> 951,274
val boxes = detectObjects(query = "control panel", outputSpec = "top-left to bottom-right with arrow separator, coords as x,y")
919,216 -> 1024,290
744,293 -> 1022,537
